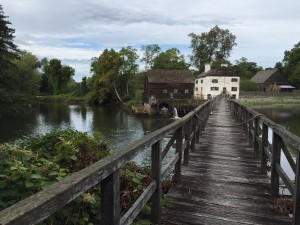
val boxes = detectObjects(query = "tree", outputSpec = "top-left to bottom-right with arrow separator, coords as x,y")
90,49 -> 123,104
141,44 -> 161,70
80,76 -> 88,95
119,46 -> 139,96
0,5 -> 19,91
232,57 -> 262,80
282,41 -> 300,88
189,25 -> 236,71
43,59 -> 75,95
152,48 -> 188,70
14,51 -> 41,95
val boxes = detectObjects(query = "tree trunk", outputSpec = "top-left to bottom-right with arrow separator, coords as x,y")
113,79 -> 123,104
126,81 -> 129,96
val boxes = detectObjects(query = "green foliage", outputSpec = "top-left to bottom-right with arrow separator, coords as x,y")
240,79 -> 259,91
0,129 -> 109,224
152,48 -> 189,70
232,57 -> 263,80
189,25 -> 236,71
37,94 -> 85,103
42,58 -> 75,95
0,129 -> 174,224
141,44 -> 161,70
90,49 -> 123,104
119,46 -> 139,96
14,51 -> 41,95
282,41 -> 300,88
0,5 -> 19,74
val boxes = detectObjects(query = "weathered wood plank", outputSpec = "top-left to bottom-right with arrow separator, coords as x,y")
161,98 -> 292,225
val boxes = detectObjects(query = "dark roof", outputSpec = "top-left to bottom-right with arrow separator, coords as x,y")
250,69 -> 277,84
196,67 -> 238,78
145,69 -> 194,84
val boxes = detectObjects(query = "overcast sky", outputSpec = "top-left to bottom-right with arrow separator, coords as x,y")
2,0 -> 300,81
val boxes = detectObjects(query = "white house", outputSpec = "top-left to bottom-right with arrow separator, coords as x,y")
194,63 -> 240,99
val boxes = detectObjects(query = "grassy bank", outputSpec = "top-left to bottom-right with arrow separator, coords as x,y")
37,94 -> 86,103
238,93 -> 300,107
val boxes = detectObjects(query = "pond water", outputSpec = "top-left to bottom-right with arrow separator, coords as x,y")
253,104 -> 300,195
253,104 -> 300,137
0,103 -> 175,163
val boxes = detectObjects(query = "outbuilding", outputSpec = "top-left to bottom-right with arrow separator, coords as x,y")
250,69 -> 295,92
143,69 -> 194,107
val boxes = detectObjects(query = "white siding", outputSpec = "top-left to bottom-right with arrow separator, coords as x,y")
194,76 -> 240,99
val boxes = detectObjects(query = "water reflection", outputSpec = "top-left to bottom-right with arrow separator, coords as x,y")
0,103 -> 174,153
254,105 -> 300,137
254,105 -> 300,195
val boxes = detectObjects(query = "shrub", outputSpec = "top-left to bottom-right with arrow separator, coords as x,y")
240,79 -> 259,91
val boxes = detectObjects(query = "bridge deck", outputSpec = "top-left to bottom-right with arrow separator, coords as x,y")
161,98 -> 291,225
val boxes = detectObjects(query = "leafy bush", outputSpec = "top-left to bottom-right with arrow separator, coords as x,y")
240,79 -> 259,91
0,129 -> 172,224
0,129 -> 109,224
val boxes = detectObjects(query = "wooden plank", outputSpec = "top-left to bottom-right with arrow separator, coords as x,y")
151,140 -> 162,224
161,97 -> 292,225
161,134 -> 176,160
271,132 -> 281,196
261,123 -> 269,173
276,163 -> 295,195
101,170 -> 120,225
281,140 -> 296,174
120,181 -> 156,225
161,153 -> 179,180
174,127 -> 183,183
293,152 -> 300,225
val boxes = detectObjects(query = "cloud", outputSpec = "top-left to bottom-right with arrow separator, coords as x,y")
2,0 -> 300,81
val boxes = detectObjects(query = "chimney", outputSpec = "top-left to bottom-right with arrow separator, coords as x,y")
205,63 -> 211,72
221,63 -> 228,67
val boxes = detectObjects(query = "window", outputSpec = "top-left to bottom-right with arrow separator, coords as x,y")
185,89 -> 189,94
210,87 -> 219,91
195,87 -> 198,91
231,87 -> 237,91
231,78 -> 238,82
212,79 -> 218,83
163,89 -> 167,94
174,89 -> 178,93
195,80 -> 198,84
201,80 -> 203,83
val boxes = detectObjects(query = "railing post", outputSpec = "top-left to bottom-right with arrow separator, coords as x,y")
183,120 -> 191,166
195,113 -> 200,143
191,117 -> 196,153
271,131 -> 281,196
261,122 -> 268,174
248,113 -> 253,147
101,170 -> 120,225
199,111 -> 205,137
174,126 -> 183,183
254,117 -> 260,158
151,140 -> 162,224
293,152 -> 300,225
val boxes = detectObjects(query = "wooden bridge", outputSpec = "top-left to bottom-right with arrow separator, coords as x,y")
160,98 -> 292,225
1,96 -> 300,225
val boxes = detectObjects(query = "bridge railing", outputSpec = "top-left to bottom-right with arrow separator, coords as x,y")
229,100 -> 300,225
0,97 -> 219,225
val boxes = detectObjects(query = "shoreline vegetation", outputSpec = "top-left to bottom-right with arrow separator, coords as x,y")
0,129 -> 172,224
238,91 -> 300,107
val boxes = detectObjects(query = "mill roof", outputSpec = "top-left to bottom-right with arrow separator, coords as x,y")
250,69 -> 278,84
145,69 -> 194,84
196,67 -> 237,78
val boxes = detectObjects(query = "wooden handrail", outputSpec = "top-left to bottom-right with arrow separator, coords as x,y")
228,99 -> 300,225
0,96 -> 219,225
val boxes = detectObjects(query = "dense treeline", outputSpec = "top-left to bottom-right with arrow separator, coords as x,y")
1,4 -> 300,112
